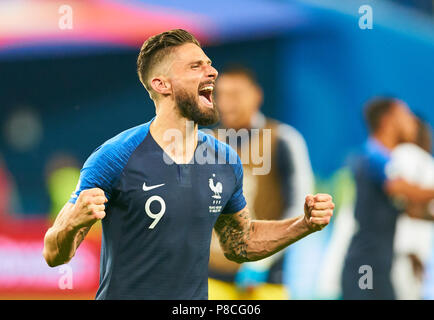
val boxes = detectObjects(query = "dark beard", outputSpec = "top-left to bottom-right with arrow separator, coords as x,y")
174,88 -> 219,126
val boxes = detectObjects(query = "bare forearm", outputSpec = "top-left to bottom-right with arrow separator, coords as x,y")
218,215 -> 313,264
244,215 -> 313,261
415,188 -> 434,203
215,195 -> 334,264
43,223 -> 80,267
209,231 -> 241,273
403,187 -> 434,204
43,204 -> 89,267
407,202 -> 434,221
43,189 -> 107,267
386,179 -> 434,204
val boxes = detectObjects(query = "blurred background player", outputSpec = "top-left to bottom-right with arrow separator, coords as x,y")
0,155 -> 21,217
0,156 -> 14,216
208,65 -> 314,299
44,153 -> 102,240
390,117 -> 434,299
342,98 -> 434,300
44,153 -> 81,221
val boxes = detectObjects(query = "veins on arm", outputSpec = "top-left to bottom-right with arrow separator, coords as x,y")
213,208 -> 254,263
213,207 -> 315,263
73,226 -> 91,252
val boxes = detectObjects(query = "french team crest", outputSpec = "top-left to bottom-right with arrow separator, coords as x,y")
209,174 -> 222,199
208,174 -> 223,213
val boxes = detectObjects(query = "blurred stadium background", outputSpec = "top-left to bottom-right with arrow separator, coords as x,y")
0,0 -> 433,299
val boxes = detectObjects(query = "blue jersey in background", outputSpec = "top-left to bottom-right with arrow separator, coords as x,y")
342,138 -> 399,300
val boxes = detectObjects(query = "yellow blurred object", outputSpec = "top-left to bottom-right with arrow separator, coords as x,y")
47,166 -> 80,221
47,166 -> 103,237
208,278 -> 289,300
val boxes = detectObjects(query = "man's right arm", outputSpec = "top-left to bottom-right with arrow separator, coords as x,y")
43,188 -> 107,267
385,178 -> 434,220
365,145 -> 434,220
386,178 -> 434,204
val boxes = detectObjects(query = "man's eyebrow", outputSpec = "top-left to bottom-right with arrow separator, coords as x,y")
189,59 -> 212,65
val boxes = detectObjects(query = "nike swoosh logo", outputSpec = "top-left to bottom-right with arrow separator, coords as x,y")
142,182 -> 165,191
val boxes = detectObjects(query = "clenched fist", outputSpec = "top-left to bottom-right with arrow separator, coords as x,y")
304,193 -> 334,231
71,188 -> 108,229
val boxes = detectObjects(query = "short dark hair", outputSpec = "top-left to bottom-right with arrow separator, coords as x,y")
364,97 -> 399,133
137,29 -> 201,96
220,64 -> 259,86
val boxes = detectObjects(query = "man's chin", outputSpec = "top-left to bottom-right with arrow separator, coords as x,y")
196,113 -> 219,126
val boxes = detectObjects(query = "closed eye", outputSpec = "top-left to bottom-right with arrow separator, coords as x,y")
190,59 -> 212,70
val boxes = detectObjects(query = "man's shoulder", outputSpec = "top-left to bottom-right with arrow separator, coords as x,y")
363,139 -> 391,163
198,129 -> 239,159
268,119 -> 310,159
101,120 -> 152,151
197,130 -> 242,178
270,119 -> 304,142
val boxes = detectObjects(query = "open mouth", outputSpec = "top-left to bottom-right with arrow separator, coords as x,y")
198,84 -> 214,107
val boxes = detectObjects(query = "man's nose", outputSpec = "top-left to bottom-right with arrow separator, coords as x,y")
206,65 -> 218,79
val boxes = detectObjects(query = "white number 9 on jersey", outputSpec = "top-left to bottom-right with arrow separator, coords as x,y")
144,195 -> 166,229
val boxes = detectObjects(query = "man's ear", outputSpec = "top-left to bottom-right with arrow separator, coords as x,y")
150,77 -> 172,96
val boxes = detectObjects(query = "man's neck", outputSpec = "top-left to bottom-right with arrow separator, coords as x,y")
372,131 -> 398,151
150,101 -> 198,164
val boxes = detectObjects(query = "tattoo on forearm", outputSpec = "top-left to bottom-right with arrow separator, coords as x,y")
214,209 -> 252,263
74,227 -> 90,249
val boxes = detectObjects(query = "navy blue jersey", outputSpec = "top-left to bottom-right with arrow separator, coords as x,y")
342,138 -> 399,299
69,118 -> 246,300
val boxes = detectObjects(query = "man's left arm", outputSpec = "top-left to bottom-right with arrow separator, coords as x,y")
385,178 -> 434,205
406,200 -> 434,221
214,194 -> 334,263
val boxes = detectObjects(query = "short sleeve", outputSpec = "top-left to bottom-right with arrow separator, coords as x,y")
69,144 -> 124,204
222,155 -> 247,214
